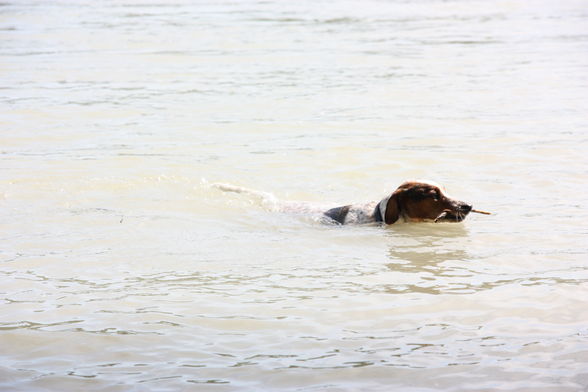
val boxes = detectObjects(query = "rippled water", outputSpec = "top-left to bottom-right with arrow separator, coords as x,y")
2,0 -> 588,391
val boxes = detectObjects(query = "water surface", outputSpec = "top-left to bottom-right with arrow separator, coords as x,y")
1,0 -> 588,390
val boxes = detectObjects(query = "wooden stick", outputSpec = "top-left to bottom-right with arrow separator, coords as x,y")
434,211 -> 448,222
471,209 -> 491,215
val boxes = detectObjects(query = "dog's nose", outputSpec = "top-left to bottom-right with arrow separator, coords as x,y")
460,204 -> 472,213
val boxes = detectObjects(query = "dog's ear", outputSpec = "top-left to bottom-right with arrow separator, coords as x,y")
385,188 -> 404,224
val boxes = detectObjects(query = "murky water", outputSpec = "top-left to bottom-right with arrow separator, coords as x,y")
2,0 -> 588,390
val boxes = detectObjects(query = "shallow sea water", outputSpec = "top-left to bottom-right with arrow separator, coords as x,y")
1,0 -> 588,391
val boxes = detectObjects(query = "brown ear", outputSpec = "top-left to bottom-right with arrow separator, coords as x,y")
385,189 -> 403,224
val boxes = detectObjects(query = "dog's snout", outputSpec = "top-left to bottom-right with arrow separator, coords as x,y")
460,203 -> 472,213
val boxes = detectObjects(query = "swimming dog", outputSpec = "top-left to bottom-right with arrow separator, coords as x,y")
323,180 -> 474,225
213,180 -> 488,225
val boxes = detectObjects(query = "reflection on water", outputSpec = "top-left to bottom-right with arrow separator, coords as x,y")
384,223 -> 472,294
384,222 -> 588,296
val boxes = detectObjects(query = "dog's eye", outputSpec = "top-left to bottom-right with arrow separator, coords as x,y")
430,190 -> 439,201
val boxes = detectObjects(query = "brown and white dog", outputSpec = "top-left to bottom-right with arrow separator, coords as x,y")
213,180 -> 480,225
323,180 -> 473,225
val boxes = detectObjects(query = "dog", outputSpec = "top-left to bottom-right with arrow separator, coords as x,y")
213,180 -> 485,225
323,180 -> 473,225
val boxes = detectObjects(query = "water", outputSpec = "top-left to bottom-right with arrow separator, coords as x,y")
2,0 -> 588,390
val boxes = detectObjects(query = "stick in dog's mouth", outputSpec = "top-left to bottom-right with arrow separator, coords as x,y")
435,208 -> 491,222
471,209 -> 491,215
434,210 -> 450,223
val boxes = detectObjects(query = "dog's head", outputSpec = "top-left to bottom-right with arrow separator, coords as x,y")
382,180 -> 472,224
